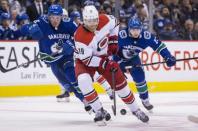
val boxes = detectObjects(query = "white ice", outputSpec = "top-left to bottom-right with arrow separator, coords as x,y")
0,92 -> 198,131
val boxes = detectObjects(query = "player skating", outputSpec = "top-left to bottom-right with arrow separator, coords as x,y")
114,17 -> 176,111
74,5 -> 149,126
20,4 -> 92,113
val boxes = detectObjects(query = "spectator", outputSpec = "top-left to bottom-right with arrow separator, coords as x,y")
181,19 -> 197,40
26,0 -> 48,22
15,13 -> 31,40
62,8 -> 68,19
10,8 -> 19,31
158,20 -> 180,40
0,13 -> 16,40
0,0 -> 10,14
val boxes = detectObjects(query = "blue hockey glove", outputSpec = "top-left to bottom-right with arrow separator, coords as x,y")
165,56 -> 176,67
20,23 -> 43,40
62,40 -> 74,56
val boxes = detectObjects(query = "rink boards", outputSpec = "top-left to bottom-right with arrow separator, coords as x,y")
0,41 -> 198,97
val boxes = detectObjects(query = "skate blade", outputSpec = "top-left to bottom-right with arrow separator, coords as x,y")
95,120 -> 107,126
57,98 -> 70,102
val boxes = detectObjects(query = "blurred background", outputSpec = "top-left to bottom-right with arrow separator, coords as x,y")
0,0 -> 197,40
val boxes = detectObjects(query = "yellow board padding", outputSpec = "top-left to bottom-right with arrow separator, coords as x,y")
0,81 -> 198,97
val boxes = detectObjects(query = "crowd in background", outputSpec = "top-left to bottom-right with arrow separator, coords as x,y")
0,0 -> 197,40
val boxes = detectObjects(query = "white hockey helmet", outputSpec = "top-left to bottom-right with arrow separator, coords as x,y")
82,5 -> 99,31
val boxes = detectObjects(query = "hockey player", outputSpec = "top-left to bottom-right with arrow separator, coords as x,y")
115,17 -> 176,111
20,4 -> 92,113
74,5 -> 149,125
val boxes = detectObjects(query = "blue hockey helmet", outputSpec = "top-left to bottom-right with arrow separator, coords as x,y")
128,17 -> 142,30
48,4 -> 63,16
70,11 -> 81,20
1,13 -> 10,20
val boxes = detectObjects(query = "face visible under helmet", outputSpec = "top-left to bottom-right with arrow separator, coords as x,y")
48,4 -> 63,30
128,17 -> 142,38
82,5 -> 99,32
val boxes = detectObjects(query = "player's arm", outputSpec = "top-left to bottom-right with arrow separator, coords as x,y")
107,15 -> 120,55
75,41 -> 102,67
20,19 -> 44,40
148,32 -> 176,67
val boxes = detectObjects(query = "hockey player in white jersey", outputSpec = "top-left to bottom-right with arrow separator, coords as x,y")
74,5 -> 149,125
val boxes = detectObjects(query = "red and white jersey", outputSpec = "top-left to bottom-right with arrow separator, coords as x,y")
74,14 -> 119,67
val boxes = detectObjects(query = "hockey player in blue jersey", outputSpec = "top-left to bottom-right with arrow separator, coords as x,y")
115,17 -> 176,111
20,4 -> 92,113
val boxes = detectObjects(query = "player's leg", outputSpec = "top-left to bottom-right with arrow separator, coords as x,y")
56,84 -> 70,102
78,73 -> 111,125
99,61 -> 149,123
76,60 -> 111,125
50,63 -> 71,102
130,56 -> 153,111
93,72 -> 113,100
62,60 -> 93,113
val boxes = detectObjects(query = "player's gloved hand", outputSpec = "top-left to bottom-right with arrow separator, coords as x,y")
99,57 -> 119,73
164,55 -> 176,67
62,40 -> 74,56
50,39 -> 64,57
107,35 -> 118,55
20,23 -> 44,40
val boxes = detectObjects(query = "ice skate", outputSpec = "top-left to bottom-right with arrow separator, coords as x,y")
56,91 -> 70,102
132,109 -> 149,123
84,105 -> 94,114
142,99 -> 154,112
94,108 -> 111,126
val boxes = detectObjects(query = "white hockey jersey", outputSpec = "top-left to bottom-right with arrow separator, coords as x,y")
74,14 -> 119,67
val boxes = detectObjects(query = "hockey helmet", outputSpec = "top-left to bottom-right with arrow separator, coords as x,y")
48,4 -> 63,16
70,11 -> 81,20
128,17 -> 142,30
82,5 -> 99,31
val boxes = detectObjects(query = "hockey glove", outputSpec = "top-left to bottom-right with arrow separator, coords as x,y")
99,57 -> 119,73
62,40 -> 74,56
164,55 -> 176,67
107,35 -> 118,56
20,23 -> 44,40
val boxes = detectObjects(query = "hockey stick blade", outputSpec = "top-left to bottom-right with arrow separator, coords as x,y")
0,57 -> 40,73
111,105 -> 116,116
0,61 -> 18,73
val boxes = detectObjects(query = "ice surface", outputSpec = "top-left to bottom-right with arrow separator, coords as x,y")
0,92 -> 198,131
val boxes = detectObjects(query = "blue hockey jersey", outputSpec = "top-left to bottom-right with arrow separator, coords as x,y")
117,28 -> 172,61
20,16 -> 77,63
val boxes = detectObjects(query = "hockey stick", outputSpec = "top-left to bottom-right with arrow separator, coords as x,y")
0,56 -> 47,73
111,68 -> 118,116
125,57 -> 198,69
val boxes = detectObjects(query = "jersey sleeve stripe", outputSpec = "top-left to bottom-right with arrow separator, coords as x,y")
155,43 -> 166,53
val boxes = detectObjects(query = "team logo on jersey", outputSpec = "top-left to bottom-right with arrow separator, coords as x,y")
97,36 -> 108,51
